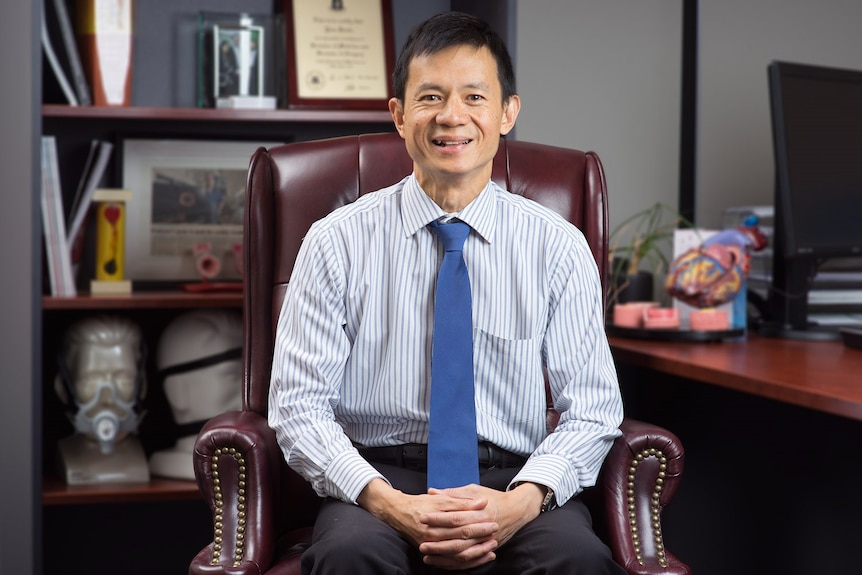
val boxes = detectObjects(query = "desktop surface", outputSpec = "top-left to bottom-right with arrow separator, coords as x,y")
608,332 -> 862,421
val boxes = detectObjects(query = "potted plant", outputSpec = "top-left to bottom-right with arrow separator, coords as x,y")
607,202 -> 692,312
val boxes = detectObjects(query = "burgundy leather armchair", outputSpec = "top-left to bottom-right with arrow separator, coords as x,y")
190,133 -> 690,575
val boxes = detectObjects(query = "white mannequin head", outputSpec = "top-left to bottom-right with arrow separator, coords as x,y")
55,315 -> 145,454
149,309 -> 242,480
156,309 -> 243,428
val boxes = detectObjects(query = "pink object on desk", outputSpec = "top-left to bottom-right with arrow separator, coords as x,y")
613,302 -> 659,328
689,308 -> 729,331
643,307 -> 680,330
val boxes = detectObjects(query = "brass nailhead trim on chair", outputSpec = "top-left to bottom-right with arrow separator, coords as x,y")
210,447 -> 248,568
628,448 -> 668,568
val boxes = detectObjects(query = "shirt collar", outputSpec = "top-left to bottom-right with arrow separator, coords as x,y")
400,174 -> 498,244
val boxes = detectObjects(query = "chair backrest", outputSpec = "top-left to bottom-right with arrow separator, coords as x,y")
242,132 -> 609,414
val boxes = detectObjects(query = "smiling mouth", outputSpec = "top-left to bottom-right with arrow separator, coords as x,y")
433,139 -> 472,147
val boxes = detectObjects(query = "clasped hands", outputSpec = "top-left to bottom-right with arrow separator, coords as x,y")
358,478 -> 545,571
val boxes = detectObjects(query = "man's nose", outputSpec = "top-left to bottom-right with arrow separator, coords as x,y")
437,98 -> 467,125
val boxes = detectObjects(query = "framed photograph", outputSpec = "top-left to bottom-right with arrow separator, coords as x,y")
121,139 -> 281,283
213,22 -> 264,100
197,12 -> 279,109
282,0 -> 395,109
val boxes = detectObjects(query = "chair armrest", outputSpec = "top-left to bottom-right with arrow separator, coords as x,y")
594,417 -> 691,575
190,410 -> 282,575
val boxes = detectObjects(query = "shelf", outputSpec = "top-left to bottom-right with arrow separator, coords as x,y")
43,476 -> 201,505
42,290 -> 243,310
42,104 -> 393,125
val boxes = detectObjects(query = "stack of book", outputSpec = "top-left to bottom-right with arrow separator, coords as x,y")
42,0 -> 132,107
42,0 -> 90,106
41,135 -> 76,296
41,135 -> 113,296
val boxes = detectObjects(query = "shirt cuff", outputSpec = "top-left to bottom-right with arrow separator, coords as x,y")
508,453 -> 580,507
323,448 -> 386,504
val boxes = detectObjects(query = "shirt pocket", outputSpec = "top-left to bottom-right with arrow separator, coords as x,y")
473,328 -> 545,424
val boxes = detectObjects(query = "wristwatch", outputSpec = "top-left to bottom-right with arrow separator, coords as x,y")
540,487 -> 557,513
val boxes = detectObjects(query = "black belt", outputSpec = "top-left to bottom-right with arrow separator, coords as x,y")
357,442 -> 527,470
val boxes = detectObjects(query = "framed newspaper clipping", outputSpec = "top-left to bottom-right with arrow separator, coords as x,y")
121,139 -> 280,283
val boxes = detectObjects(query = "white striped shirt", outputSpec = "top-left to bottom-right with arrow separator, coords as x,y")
268,174 -> 623,507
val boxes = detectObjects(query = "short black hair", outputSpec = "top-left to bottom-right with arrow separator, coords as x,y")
392,11 -> 517,103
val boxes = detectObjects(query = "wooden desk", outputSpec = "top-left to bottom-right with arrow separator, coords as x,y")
608,334 -> 862,421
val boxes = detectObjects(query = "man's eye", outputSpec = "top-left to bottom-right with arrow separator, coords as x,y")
467,94 -> 485,102
421,94 -> 441,101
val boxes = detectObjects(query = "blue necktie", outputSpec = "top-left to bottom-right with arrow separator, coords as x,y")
427,220 -> 479,489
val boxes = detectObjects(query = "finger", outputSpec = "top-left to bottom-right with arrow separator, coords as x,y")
428,485 -> 481,498
418,521 -> 498,547
420,508 -> 497,531
422,536 -> 497,557
422,540 -> 498,570
425,493 -> 489,513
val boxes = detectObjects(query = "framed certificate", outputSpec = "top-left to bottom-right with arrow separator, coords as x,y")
282,0 -> 395,109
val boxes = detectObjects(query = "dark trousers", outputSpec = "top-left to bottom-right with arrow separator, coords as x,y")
301,463 -> 626,575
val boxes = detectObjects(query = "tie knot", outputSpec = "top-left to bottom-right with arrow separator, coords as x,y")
430,220 -> 470,252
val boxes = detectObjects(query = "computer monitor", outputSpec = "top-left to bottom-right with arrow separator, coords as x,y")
760,61 -> 862,340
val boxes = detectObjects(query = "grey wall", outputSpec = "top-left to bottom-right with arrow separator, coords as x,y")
697,0 -> 862,228
517,0 -> 862,232
0,0 -> 39,573
515,0 -> 683,234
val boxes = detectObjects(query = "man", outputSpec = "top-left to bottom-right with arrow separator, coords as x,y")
268,11 -> 625,574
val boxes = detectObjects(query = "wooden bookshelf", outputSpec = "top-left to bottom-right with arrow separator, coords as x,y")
43,475 -> 201,505
42,104 -> 393,124
42,290 -> 243,310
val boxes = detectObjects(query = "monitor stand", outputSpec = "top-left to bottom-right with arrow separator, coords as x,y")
762,257 -> 843,341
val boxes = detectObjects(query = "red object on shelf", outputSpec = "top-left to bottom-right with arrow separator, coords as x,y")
75,0 -> 133,107
182,280 -> 243,293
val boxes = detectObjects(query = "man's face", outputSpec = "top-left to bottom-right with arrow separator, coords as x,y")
389,45 -> 520,202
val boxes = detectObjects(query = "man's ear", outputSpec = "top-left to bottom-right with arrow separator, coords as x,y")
500,95 -> 521,136
389,97 -> 406,138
